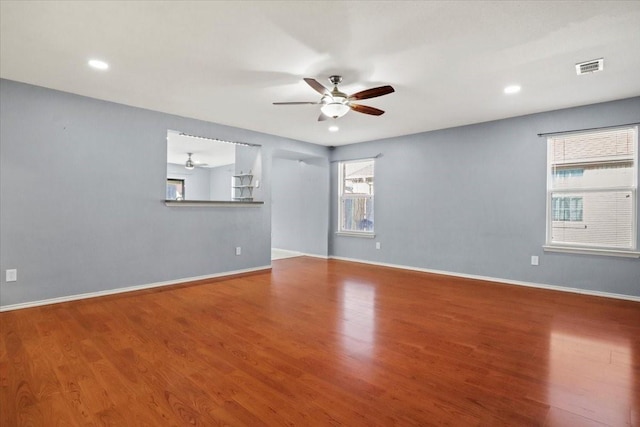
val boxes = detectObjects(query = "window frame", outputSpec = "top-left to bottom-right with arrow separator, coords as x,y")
337,158 -> 375,238
544,125 -> 640,258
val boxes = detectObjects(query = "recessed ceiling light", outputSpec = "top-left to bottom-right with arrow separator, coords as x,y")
329,126 -> 339,132
88,59 -> 109,70
504,85 -> 521,94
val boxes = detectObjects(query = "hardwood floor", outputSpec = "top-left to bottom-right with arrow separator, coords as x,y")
1,257 -> 639,426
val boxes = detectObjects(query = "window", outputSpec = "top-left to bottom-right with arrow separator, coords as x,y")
166,178 -> 185,200
551,196 -> 583,221
553,168 -> 584,179
546,126 -> 638,254
338,159 -> 374,234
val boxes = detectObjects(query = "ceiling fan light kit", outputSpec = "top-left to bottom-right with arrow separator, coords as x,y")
321,101 -> 350,119
274,75 -> 394,121
185,153 -> 195,170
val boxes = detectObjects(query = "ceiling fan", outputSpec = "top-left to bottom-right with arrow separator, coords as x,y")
184,153 -> 207,170
273,75 -> 395,121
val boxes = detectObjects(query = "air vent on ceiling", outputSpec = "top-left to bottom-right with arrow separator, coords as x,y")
575,58 -> 604,75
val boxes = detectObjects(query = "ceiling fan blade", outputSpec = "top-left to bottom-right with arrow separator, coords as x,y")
304,78 -> 330,95
348,85 -> 395,101
350,104 -> 385,116
273,101 -> 319,105
317,113 -> 329,121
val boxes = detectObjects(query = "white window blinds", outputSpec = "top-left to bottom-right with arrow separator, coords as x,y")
547,126 -> 638,251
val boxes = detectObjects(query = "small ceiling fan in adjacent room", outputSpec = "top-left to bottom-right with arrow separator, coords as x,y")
184,153 -> 207,170
273,75 -> 394,121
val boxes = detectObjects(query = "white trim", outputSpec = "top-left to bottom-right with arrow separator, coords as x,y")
0,265 -> 272,312
271,249 -> 330,260
271,248 -> 303,259
543,245 -> 640,258
3,258 -> 637,312
329,256 -> 640,302
335,231 -> 376,239
300,252 -> 330,260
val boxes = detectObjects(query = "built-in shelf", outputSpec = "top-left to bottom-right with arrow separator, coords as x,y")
233,172 -> 254,201
164,200 -> 263,207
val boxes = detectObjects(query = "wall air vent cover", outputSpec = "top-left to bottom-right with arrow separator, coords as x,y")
575,58 -> 604,75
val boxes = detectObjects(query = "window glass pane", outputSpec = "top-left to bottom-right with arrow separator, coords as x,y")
341,196 -> 374,232
344,160 -> 374,195
550,128 -> 635,190
552,196 -> 583,222
570,197 -> 583,221
166,179 -> 184,200
550,190 -> 633,249
552,163 -> 634,189
550,128 -> 635,164
340,159 -> 374,233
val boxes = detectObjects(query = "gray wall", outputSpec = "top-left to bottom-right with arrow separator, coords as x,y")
208,164 -> 234,200
0,79 -> 329,307
330,97 -> 640,297
271,154 -> 329,256
1,78 -> 637,308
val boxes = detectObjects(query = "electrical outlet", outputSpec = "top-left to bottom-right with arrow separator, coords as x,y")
376,242 -> 381,250
531,256 -> 539,266
6,269 -> 17,282
235,247 -> 242,256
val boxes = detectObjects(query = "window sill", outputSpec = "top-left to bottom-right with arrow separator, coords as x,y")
543,245 -> 640,259
335,231 -> 375,239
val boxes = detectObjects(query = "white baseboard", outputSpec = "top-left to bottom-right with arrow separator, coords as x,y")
271,248 -> 329,260
4,257 -> 636,312
300,252 -> 330,260
0,265 -> 272,312
329,256 -> 640,302
271,248 -> 303,260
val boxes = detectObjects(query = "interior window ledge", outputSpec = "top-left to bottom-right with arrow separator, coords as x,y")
543,245 -> 640,258
336,231 -> 375,239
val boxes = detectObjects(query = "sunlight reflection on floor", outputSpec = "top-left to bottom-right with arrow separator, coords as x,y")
548,330 -> 631,426
340,281 -> 377,360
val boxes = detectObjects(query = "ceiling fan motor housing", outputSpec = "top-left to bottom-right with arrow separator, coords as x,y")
273,75 -> 393,120
328,75 -> 343,85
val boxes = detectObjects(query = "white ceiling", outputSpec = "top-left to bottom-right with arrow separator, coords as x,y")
166,131 -> 236,167
1,1 -> 639,146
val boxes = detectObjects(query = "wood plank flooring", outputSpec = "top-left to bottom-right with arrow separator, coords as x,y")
1,257 -> 639,426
